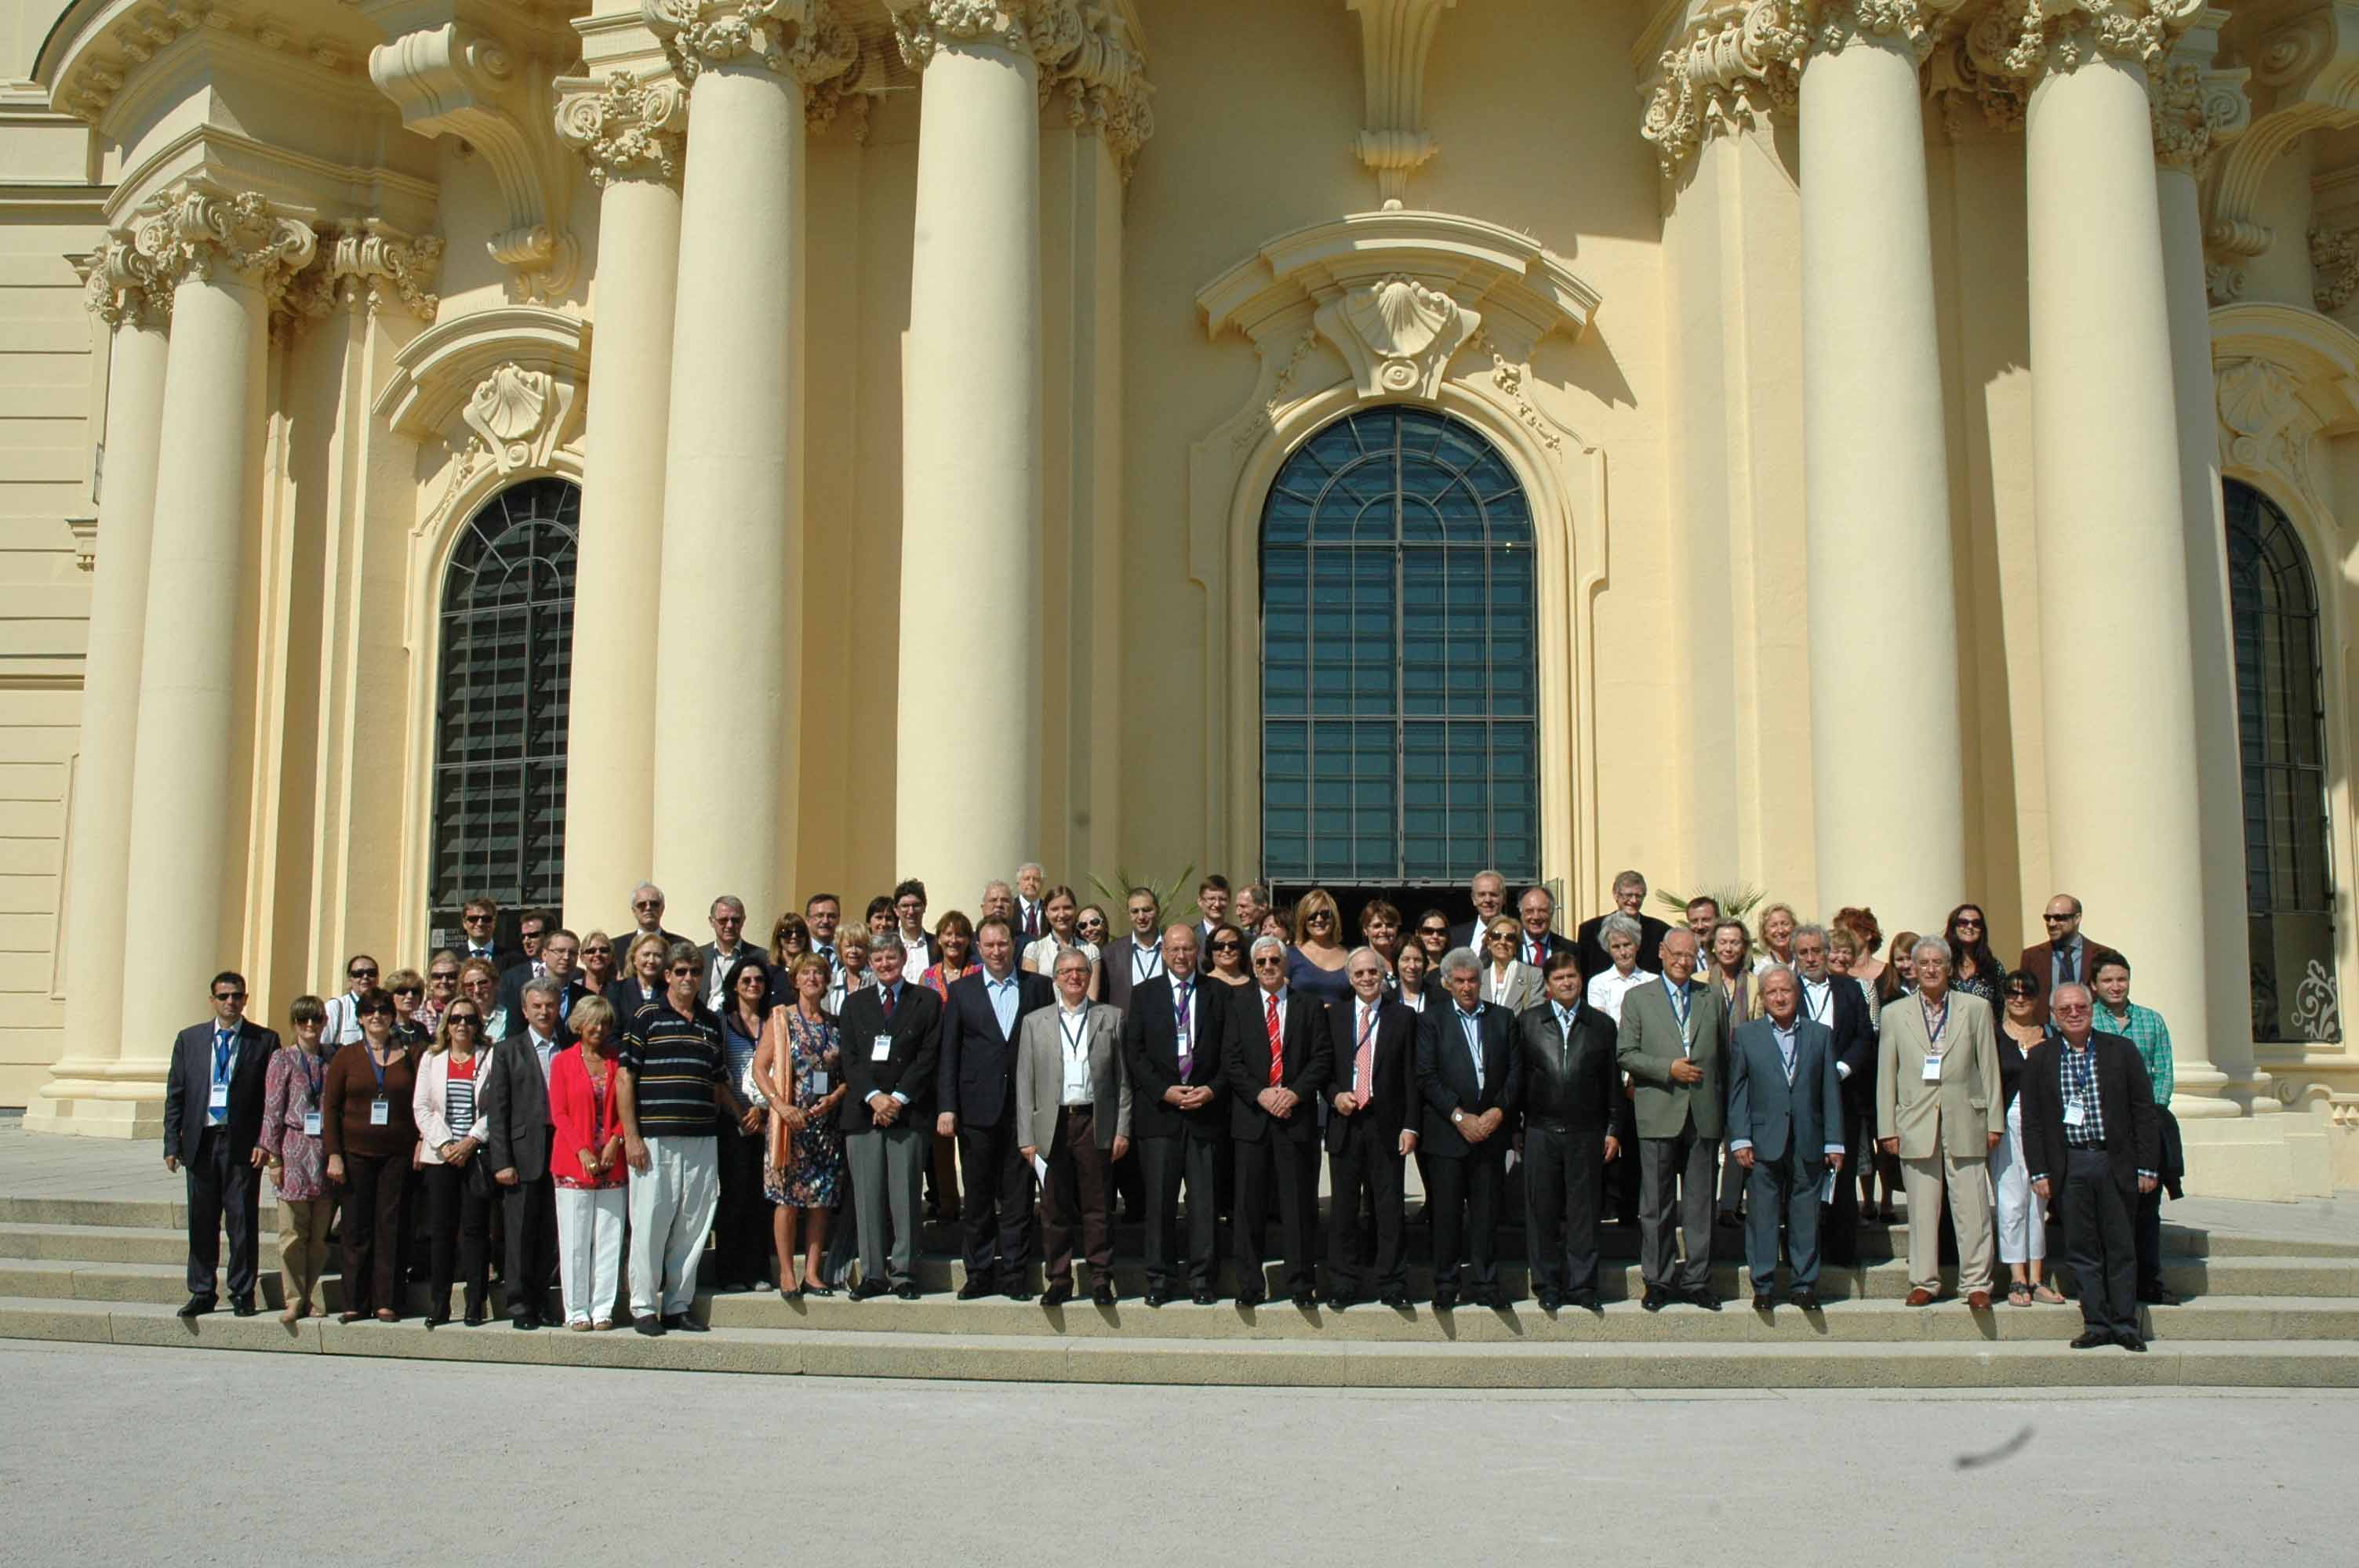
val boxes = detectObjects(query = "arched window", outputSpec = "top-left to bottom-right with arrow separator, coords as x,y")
2226,479 -> 2339,1042
1260,406 -> 1539,887
428,478 -> 579,944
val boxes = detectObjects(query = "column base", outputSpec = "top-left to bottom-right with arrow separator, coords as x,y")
2177,1111 -> 2339,1201
22,1058 -> 168,1140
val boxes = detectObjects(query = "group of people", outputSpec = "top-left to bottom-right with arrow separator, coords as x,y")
158,868 -> 2179,1351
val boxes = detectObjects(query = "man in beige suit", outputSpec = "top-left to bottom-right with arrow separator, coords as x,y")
1617,928 -> 1731,1311
1876,935 -> 2005,1308
1016,948 -> 1132,1306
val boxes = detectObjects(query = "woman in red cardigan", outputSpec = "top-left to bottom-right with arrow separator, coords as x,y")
548,994 -> 629,1330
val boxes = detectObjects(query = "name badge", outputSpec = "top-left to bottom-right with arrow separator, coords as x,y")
811,1069 -> 828,1095
2063,1102 -> 2088,1128
208,1083 -> 229,1111
303,1109 -> 322,1138
871,1035 -> 892,1063
1921,1054 -> 1943,1083
369,1096 -> 390,1127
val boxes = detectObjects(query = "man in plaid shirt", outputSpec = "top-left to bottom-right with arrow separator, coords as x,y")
2024,984 -> 2161,1352
2090,957 -> 2178,1305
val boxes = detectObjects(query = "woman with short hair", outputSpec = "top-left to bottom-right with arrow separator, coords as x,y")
577,931 -> 618,996
1994,968 -> 2063,1306
260,994 -> 336,1325
1203,923 -> 1252,989
549,994 -> 628,1330
321,988 -> 419,1323
1478,914 -> 1542,1013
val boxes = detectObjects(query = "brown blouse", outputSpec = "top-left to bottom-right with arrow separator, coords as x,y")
320,1040 -> 421,1160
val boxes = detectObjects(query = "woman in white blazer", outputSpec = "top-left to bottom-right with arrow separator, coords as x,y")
1478,916 -> 1543,1014
412,1002 -> 494,1326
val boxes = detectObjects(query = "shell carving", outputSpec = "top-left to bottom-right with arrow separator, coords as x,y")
464,363 -> 554,470
1345,275 -> 1455,360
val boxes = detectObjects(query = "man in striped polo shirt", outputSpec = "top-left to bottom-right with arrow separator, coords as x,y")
617,941 -> 743,1335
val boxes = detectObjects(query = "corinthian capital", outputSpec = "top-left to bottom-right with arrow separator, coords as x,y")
1641,2 -> 1808,174
82,230 -> 171,332
129,183 -> 317,309
556,70 -> 692,188
1047,2 -> 1154,181
885,0 -> 1085,74
645,0 -> 859,87
1991,0 -> 2206,80
1804,0 -> 1970,60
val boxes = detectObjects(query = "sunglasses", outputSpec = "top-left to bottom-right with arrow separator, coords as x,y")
446,1015 -> 479,1029
214,990 -> 245,1002
1420,925 -> 1448,936
582,947 -> 612,957
348,967 -> 378,980
2005,986 -> 2037,998
463,914 -> 493,925
358,1006 -> 394,1018
1210,940 -> 1242,952
1954,919 -> 1982,929
2043,914 -> 2074,924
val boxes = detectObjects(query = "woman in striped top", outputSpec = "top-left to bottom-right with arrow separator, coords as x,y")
413,1002 -> 493,1326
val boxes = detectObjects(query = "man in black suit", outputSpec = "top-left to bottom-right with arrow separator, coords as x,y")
480,977 -> 565,1327
1194,875 -> 1230,946
1417,947 -> 1520,1309
458,896 -> 522,972
1791,924 -> 1873,1266
162,971 -> 278,1318
1226,933 -> 1331,1308
1512,887 -> 1578,971
493,907 -> 553,997
1124,923 -> 1229,1305
936,915 -> 1053,1300
1514,949 -> 1619,1312
623,882 -> 684,955
838,938 -> 943,1298
1574,869 -> 1671,982
1447,869 -> 1510,950
1323,946 -> 1419,1309
1103,886 -> 1165,1012
497,930 -> 586,1044
2023,982 -> 2161,1352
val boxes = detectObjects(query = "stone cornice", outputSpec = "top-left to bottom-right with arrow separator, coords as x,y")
39,0 -> 380,127
554,68 -> 690,188
81,229 -> 171,332
129,180 -> 317,309
2205,2 -> 2359,304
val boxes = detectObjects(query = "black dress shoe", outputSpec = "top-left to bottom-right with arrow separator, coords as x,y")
2116,1330 -> 2148,1352
2138,1287 -> 2182,1307
1324,1294 -> 1354,1312
230,1296 -> 256,1318
1290,1292 -> 1317,1311
1751,1291 -> 1776,1311
1092,1281 -> 1117,1307
509,1313 -> 537,1330
1564,1291 -> 1603,1314
1003,1287 -> 1034,1303
1143,1288 -> 1169,1308
1041,1282 -> 1074,1307
667,1314 -> 711,1333
634,1316 -> 667,1337
1191,1289 -> 1219,1305
849,1279 -> 890,1301
1641,1287 -> 1668,1312
1717,1210 -> 1742,1229
1536,1289 -> 1563,1312
2070,1329 -> 2113,1349
1430,1289 -> 1457,1312
176,1297 -> 215,1320
423,1312 -> 451,1328
1379,1291 -> 1414,1310
1686,1287 -> 1721,1312
1790,1287 -> 1821,1311
957,1279 -> 993,1301
1234,1292 -> 1265,1308
892,1282 -> 921,1301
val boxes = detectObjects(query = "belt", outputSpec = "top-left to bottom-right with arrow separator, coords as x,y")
1061,1102 -> 1094,1114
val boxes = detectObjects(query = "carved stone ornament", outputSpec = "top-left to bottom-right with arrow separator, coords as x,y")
2205,3 -> 2359,307
128,183 -> 318,311
2147,56 -> 2249,173
463,362 -> 574,474
885,0 -> 1086,74
554,69 -> 691,188
1641,2 -> 1808,173
2312,226 -> 2359,314
285,221 -> 446,324
1990,0 -> 2207,80
1052,4 -> 1155,182
644,0 -> 859,92
1318,274 -> 1481,401
2215,355 -> 2324,519
80,230 -> 171,332
1930,19 -> 2030,136
1347,0 -> 1455,208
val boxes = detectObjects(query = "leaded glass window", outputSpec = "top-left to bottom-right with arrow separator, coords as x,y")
428,478 -> 578,942
1260,407 -> 1539,885
2226,480 -> 2340,1043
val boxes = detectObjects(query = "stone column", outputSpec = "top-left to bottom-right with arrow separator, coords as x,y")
1797,2 -> 1967,931
642,0 -> 853,924
889,0 -> 1074,903
555,68 -> 689,931
27,238 -> 174,1135
113,186 -> 314,1074
2016,4 -> 2234,1114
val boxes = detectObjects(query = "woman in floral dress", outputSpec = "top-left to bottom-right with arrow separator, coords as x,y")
260,994 -> 335,1325
754,953 -> 847,1298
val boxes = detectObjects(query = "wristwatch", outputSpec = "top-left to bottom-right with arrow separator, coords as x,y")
1452,1109 -> 1467,1125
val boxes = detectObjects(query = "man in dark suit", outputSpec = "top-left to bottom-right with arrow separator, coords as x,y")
497,929 -> 586,1044
1194,875 -> 1231,946
1323,947 -> 1419,1310
1574,869 -> 1671,982
1512,887 -> 1578,971
494,906 -> 553,990
458,896 -> 522,972
2023,982 -> 2161,1352
1103,887 -> 1165,1012
1513,949 -> 1619,1312
1417,947 -> 1520,1309
480,976 -> 565,1328
838,938 -> 943,1298
936,915 -> 1053,1300
162,971 -> 277,1318
1728,966 -> 1847,1309
1123,924 -> 1229,1305
1792,924 -> 1872,1267
1225,933 -> 1331,1308
623,882 -> 685,957
2017,893 -> 2124,1025
1447,869 -> 1510,950
699,895 -> 772,1011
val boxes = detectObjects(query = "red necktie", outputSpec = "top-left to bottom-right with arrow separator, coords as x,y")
1265,993 -> 1283,1085
1354,1005 -> 1376,1100
1528,938 -> 1544,965
881,985 -> 896,1020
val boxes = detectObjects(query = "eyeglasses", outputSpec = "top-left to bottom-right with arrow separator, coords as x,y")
429,971 -> 459,982
1307,910 -> 1333,924
1210,940 -> 1241,953
446,1015 -> 479,1029
213,990 -> 245,1002
633,899 -> 663,912
582,946 -> 612,958
2043,913 -> 2074,925
463,913 -> 493,926
2005,986 -> 2037,999
1419,925 -> 1448,937
667,965 -> 700,977
1954,919 -> 1982,930
358,1006 -> 393,1018
348,967 -> 378,980
392,988 -> 421,1001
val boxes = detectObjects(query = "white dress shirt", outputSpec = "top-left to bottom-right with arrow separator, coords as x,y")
1583,967 -> 1656,1025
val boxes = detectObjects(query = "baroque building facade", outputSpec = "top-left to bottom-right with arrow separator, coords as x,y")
0,0 -> 2354,1199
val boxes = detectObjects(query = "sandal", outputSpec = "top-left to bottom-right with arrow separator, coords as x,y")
2006,1282 -> 2032,1307
2033,1283 -> 2066,1305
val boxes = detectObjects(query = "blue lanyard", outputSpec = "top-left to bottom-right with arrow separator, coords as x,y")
300,1048 -> 323,1104
1060,1010 -> 1089,1058
1921,997 -> 1947,1048
1358,1005 -> 1378,1051
362,1041 -> 391,1094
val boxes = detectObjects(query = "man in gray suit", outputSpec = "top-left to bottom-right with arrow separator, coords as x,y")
480,977 -> 563,1329
1617,928 -> 1729,1310
1016,948 -> 1132,1306
1876,935 -> 2005,1308
1728,965 -> 1846,1310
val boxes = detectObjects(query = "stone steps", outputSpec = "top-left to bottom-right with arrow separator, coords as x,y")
2,1294 -> 2352,1388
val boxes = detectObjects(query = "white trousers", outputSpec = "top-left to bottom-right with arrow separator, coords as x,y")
1990,1096 -> 2047,1265
554,1185 -> 627,1325
627,1135 -> 720,1318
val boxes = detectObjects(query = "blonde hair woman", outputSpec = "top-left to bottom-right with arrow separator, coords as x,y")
412,1000 -> 492,1326
754,953 -> 849,1297
1286,886 -> 1354,1006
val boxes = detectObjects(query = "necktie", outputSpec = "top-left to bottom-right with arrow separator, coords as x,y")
1265,993 -> 1283,1085
1529,937 -> 1545,966
1354,1005 -> 1376,1100
881,984 -> 896,1020
213,1029 -> 234,1082
2060,943 -> 2077,983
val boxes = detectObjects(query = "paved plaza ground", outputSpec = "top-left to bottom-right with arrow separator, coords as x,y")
2,1336 -> 2349,1565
